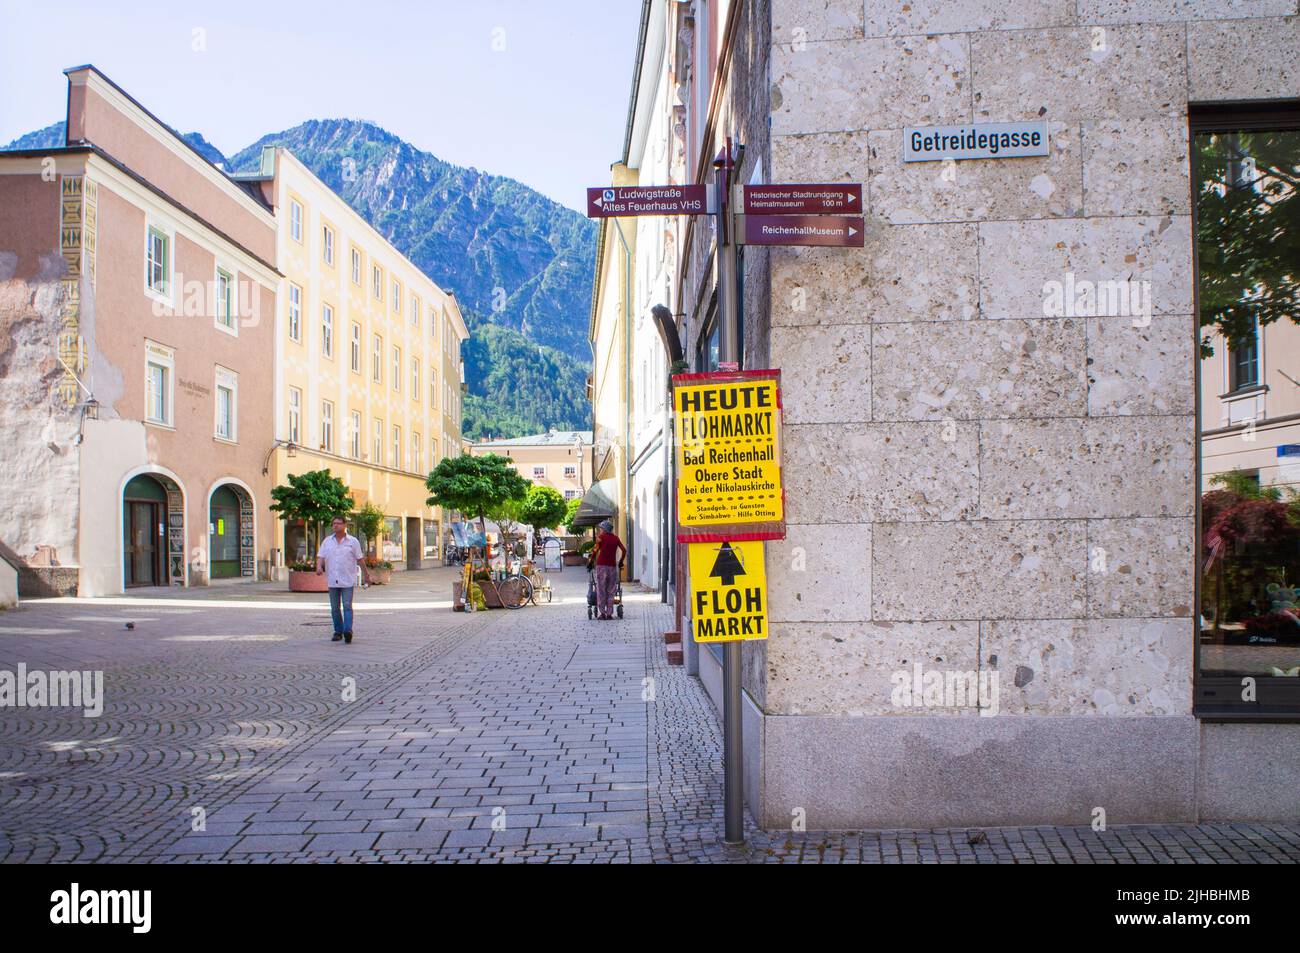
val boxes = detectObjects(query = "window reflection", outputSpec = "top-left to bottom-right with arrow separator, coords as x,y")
1196,119 -> 1300,709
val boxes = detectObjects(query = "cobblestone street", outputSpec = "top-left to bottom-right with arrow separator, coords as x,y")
1,568 -> 1298,864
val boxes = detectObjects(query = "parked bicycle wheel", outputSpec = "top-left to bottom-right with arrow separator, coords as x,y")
501,574 -> 533,610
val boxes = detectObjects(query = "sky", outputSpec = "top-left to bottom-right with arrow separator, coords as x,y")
0,0 -> 643,211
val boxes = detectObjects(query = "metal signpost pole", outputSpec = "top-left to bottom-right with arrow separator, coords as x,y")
714,139 -> 745,846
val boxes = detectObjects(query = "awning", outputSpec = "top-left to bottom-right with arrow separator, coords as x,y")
570,478 -> 618,529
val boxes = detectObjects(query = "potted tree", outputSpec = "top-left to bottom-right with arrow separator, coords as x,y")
353,502 -> 392,585
426,453 -> 531,608
269,469 -> 354,593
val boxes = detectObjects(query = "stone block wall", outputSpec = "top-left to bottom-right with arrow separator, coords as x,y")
754,0 -> 1298,825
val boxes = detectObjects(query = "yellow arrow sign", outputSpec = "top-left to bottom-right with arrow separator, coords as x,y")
688,540 -> 768,643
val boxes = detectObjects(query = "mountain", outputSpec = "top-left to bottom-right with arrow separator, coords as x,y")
5,118 -> 597,439
3,121 -> 230,168
227,120 -> 595,358
4,121 -> 65,150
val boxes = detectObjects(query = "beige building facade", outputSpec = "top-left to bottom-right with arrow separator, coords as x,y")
0,65 -> 279,596
233,149 -> 469,571
468,430 -> 592,503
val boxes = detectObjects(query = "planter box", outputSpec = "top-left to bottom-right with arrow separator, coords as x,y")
562,552 -> 586,567
288,570 -> 329,593
368,568 -> 392,586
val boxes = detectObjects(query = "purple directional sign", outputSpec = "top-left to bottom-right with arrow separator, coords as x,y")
742,183 -> 862,215
586,184 -> 709,218
741,215 -> 865,248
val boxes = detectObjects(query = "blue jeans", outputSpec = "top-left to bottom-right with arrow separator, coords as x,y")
328,586 -> 355,634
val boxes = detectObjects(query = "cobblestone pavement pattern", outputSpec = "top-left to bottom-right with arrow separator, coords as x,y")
1,569 -> 1297,863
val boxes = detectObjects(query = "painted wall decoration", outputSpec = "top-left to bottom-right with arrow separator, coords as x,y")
239,495 -> 255,577
166,487 -> 185,585
57,175 -> 89,407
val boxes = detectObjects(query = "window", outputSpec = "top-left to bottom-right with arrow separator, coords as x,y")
144,340 -> 173,426
372,335 -> 382,383
146,225 -> 169,296
1228,320 -> 1260,391
412,432 -> 421,473
565,489 -> 580,500
430,437 -> 440,467
288,387 -> 301,445
373,418 -> 383,465
373,265 -> 382,300
350,322 -> 361,373
322,304 -> 334,359
289,200 -> 303,242
351,248 -> 361,285
321,399 -> 334,452
215,367 -> 237,441
1193,108 -> 1300,716
383,516 -> 403,561
288,284 -> 302,342
564,465 -> 577,480
532,466 -> 546,480
392,346 -> 401,392
411,357 -> 420,401
350,411 -> 361,459
215,268 -> 235,331
410,295 -> 419,328
392,279 -> 401,312
322,225 -> 334,265
392,425 -> 403,471
430,368 -> 438,409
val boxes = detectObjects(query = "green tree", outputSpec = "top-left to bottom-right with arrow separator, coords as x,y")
353,501 -> 386,557
426,453 -> 531,536
269,469 -> 354,558
1195,128 -> 1300,356
561,496 -> 582,534
520,485 -> 569,531
487,495 -> 528,557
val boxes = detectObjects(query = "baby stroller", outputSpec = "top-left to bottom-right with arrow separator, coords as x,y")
586,567 -> 624,620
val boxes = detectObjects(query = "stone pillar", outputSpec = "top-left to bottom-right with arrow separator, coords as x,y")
760,0 -> 1205,827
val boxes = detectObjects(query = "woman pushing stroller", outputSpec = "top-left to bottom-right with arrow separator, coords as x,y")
587,519 -> 626,621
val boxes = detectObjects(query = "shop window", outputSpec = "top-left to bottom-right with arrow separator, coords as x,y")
383,516 -> 403,563
1193,104 -> 1300,716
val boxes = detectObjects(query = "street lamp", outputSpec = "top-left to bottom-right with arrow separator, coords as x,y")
261,439 -> 298,475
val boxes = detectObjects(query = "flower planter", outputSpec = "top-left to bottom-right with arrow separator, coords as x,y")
477,580 -> 505,608
368,568 -> 392,586
562,552 -> 585,567
288,570 -> 329,593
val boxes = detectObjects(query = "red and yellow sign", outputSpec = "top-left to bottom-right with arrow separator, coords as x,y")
673,369 -> 784,542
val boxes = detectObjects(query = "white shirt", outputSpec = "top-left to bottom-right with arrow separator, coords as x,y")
317,533 -> 363,588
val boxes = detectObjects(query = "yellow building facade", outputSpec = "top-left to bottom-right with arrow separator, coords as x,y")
588,163 -> 638,553
239,148 -> 468,571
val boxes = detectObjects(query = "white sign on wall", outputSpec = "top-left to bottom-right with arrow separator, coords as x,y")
902,122 -> 1050,162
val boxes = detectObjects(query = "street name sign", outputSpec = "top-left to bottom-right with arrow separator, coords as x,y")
902,121 -> 1050,162
689,540 -> 768,643
673,369 -> 784,543
741,214 -> 864,248
586,184 -> 710,218
742,183 -> 862,215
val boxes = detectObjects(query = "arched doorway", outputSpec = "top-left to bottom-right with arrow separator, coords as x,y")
208,482 -> 255,580
123,473 -> 184,588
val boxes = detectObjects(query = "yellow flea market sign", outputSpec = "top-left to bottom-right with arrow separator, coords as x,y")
688,540 -> 768,643
673,370 -> 784,541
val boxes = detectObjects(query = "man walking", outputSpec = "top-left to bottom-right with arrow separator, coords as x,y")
316,516 -> 369,644
591,519 -> 626,621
